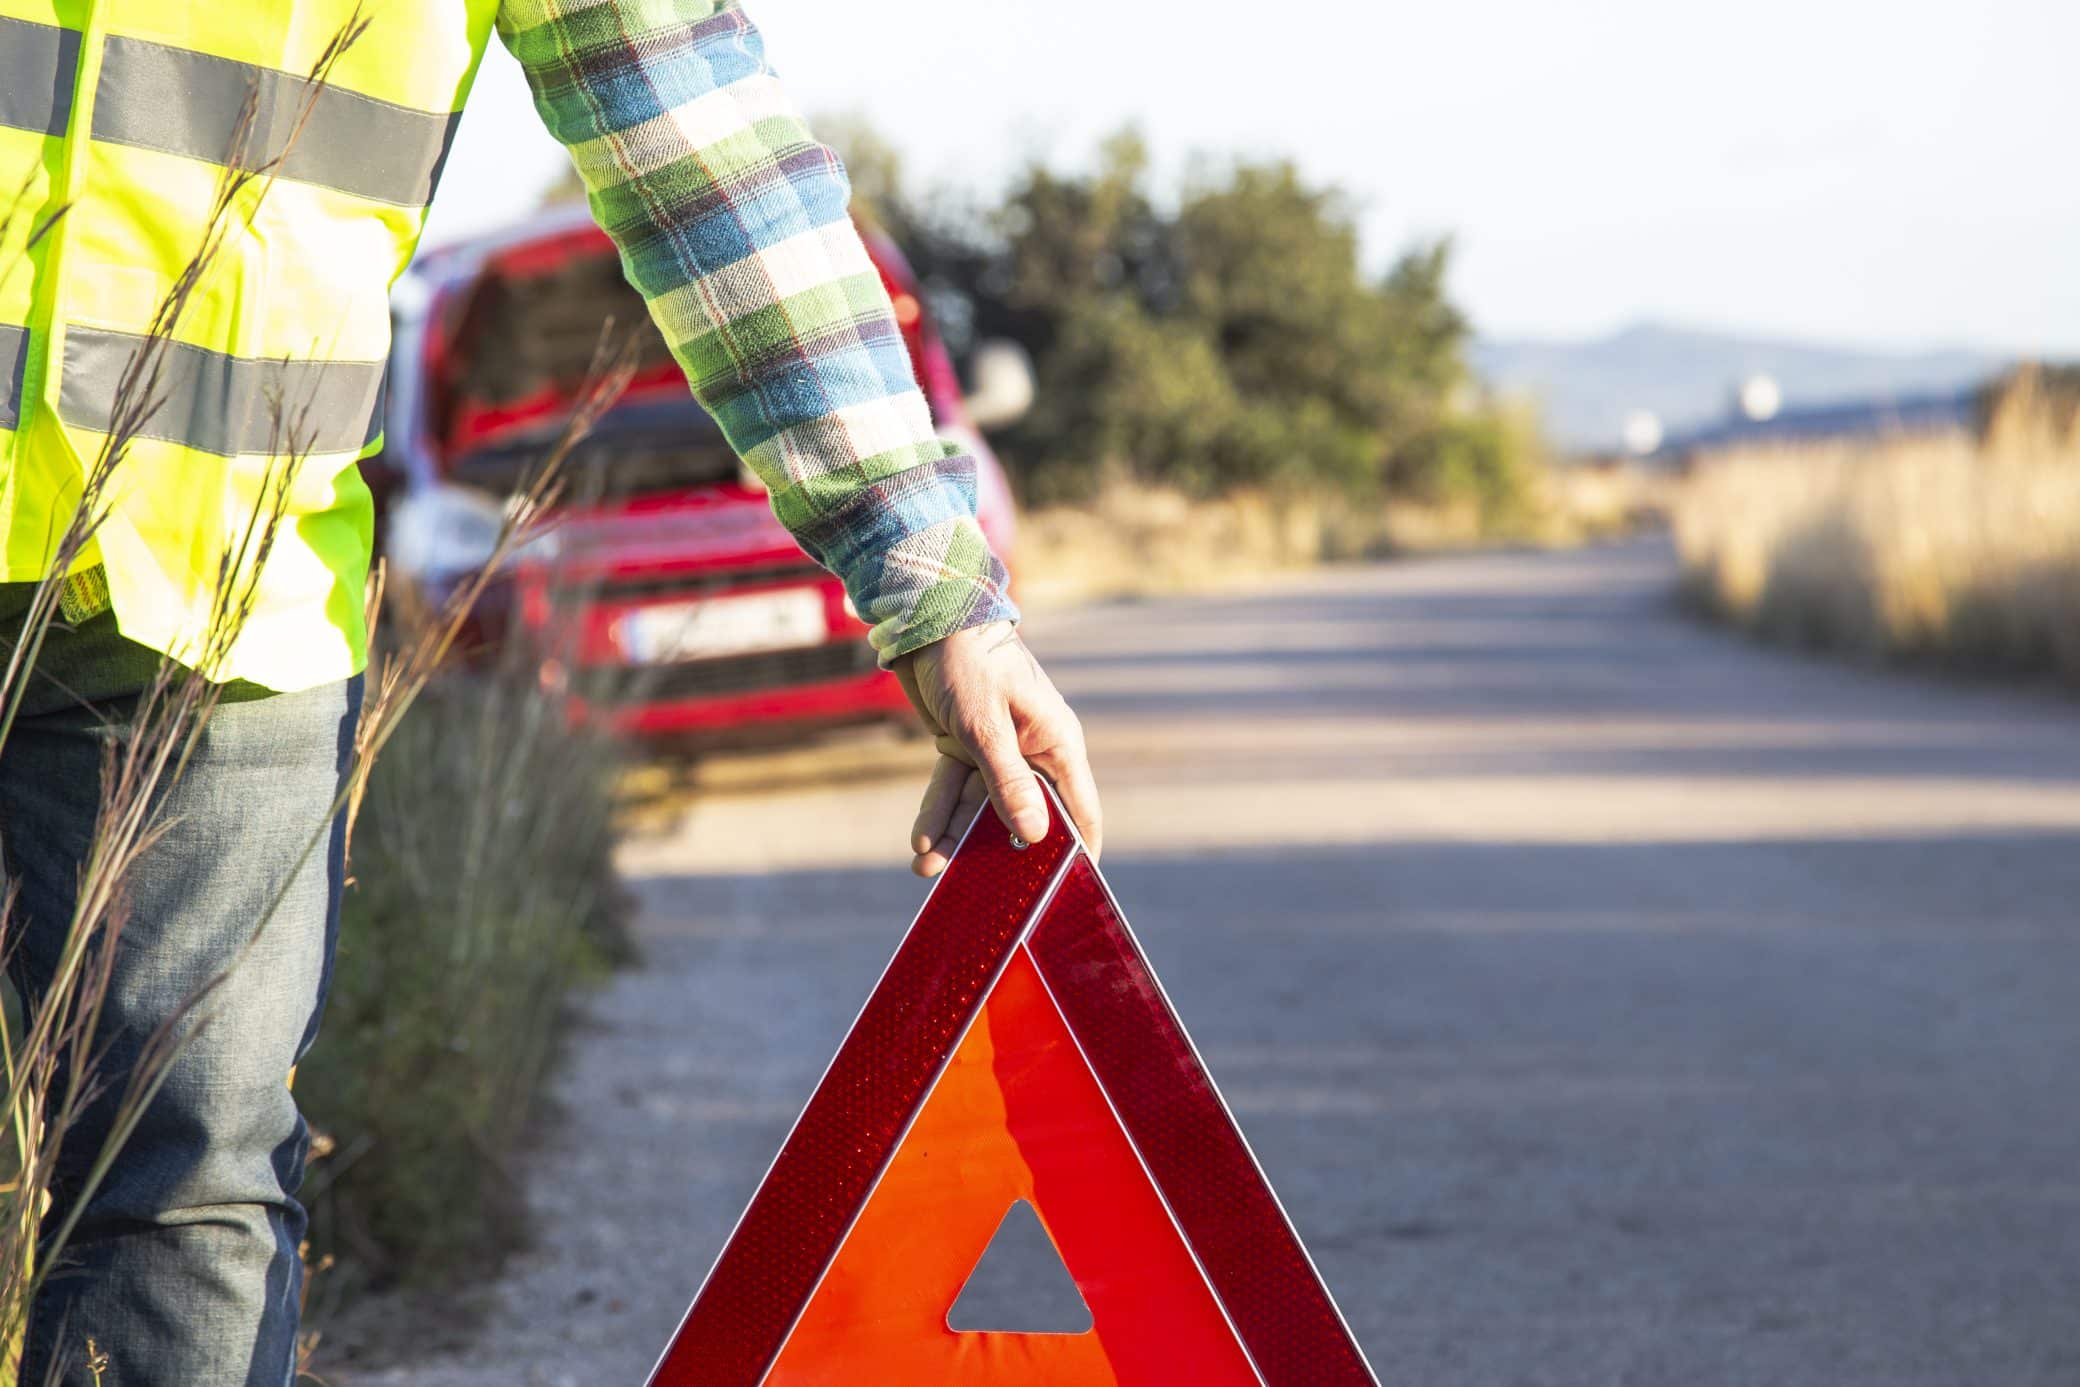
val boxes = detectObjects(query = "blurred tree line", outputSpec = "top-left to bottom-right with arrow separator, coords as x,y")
829,123 -> 1543,519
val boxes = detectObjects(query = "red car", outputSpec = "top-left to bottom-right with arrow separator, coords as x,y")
374,207 -> 1029,741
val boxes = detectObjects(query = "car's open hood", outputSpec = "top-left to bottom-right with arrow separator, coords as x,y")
422,219 -> 725,495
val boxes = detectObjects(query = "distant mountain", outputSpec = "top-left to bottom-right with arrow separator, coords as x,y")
1472,321 -> 2008,454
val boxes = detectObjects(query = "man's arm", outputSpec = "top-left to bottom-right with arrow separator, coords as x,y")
495,0 -> 1097,871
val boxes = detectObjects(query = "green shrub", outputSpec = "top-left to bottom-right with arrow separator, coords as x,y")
842,126 -> 1502,509
296,671 -> 629,1294
1386,406 -> 1549,530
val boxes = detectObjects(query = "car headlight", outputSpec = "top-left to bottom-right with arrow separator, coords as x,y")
389,484 -> 558,582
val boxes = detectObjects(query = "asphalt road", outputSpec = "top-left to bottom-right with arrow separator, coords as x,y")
360,540 -> 2080,1386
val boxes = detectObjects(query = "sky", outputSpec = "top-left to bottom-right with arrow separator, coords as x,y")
431,0 -> 2080,355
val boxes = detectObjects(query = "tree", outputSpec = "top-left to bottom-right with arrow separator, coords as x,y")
820,122 -> 1522,507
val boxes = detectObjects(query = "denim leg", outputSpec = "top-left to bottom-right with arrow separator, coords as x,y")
0,673 -> 360,1387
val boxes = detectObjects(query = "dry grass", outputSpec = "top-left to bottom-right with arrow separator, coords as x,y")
1013,467 -> 1665,610
1013,485 -> 1367,608
1674,371 -> 2080,684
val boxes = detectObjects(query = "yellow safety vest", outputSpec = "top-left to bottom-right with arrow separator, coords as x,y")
0,0 -> 502,690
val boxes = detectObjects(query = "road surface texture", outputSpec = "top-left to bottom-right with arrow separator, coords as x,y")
355,541 -> 2080,1386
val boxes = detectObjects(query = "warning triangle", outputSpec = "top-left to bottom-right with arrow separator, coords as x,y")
946,1202 -> 1091,1333
647,786 -> 1377,1386
771,947 -> 1254,1383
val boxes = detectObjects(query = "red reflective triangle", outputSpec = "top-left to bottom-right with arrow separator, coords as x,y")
648,787 -> 1377,1386
771,947 -> 1257,1383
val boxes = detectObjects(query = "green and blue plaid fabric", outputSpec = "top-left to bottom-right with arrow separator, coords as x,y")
496,0 -> 1017,662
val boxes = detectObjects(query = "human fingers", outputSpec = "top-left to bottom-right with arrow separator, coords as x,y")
1035,724 -> 1101,863
957,705 -> 1050,847
913,769 -> 989,877
911,754 -> 970,857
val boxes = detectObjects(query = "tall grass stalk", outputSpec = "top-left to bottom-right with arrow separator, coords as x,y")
284,333 -> 633,1374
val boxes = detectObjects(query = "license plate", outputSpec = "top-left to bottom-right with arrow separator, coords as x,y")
618,588 -> 829,664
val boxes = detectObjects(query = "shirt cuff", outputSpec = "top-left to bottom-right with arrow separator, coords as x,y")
781,441 -> 1020,665
868,522 -> 1021,665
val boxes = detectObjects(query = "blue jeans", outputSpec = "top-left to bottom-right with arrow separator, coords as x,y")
0,595 -> 357,1385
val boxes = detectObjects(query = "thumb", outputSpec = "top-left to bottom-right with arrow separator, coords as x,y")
965,713 -> 1050,846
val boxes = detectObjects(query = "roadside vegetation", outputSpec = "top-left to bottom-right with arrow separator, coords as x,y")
829,124 -> 1617,577
1012,459 -> 1662,608
295,621 -> 632,1334
1674,368 -> 2080,686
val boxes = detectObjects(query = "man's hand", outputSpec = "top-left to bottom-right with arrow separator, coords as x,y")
892,621 -> 1101,878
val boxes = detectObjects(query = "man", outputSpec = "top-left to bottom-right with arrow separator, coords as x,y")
0,0 -> 1097,1380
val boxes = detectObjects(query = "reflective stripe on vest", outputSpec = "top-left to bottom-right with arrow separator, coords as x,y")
0,14 -> 79,137
1,2 -> 504,691
0,325 -> 27,430
93,35 -> 462,209
59,327 -> 387,458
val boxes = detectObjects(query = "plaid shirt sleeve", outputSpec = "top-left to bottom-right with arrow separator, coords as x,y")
495,0 -> 1017,663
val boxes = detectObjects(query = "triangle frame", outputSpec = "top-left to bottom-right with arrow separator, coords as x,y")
647,782 -> 1378,1386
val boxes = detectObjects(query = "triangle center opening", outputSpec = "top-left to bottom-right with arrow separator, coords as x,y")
946,1199 -> 1094,1335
